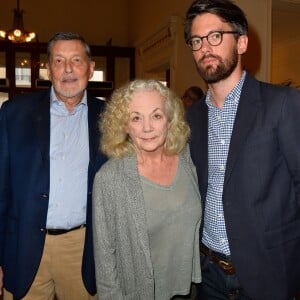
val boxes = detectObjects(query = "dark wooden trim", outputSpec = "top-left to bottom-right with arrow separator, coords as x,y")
0,41 -> 135,99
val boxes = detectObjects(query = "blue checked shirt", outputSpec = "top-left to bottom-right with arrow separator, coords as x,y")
202,71 -> 246,255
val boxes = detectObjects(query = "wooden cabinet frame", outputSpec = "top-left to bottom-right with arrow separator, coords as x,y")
0,41 -> 135,99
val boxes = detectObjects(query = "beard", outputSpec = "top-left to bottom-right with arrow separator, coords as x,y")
195,48 -> 238,84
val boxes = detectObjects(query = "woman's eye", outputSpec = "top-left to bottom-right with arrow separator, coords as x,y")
131,116 -> 140,122
153,114 -> 162,119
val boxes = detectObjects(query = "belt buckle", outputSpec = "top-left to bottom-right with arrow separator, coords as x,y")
218,259 -> 235,275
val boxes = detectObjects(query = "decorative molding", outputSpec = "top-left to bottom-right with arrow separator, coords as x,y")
137,16 -> 177,58
138,26 -> 172,58
135,16 -> 178,78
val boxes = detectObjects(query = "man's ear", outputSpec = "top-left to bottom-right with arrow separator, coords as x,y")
46,63 -> 52,81
89,60 -> 96,79
237,35 -> 248,55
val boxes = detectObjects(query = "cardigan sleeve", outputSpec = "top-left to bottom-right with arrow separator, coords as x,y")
92,164 -> 124,300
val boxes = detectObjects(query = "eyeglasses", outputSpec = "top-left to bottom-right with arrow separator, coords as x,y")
187,31 -> 240,51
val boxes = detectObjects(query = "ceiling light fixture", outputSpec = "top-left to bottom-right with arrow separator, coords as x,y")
0,0 -> 36,43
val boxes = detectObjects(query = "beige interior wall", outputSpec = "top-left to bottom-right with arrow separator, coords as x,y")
0,0 -> 130,45
0,0 -> 273,96
128,0 -> 203,96
128,0 -> 271,96
271,9 -> 300,88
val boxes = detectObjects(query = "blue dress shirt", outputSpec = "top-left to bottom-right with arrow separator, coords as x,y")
46,87 -> 89,229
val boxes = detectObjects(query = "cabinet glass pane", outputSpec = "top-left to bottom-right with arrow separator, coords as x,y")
15,52 -> 31,87
0,92 -> 8,107
0,52 -> 6,82
91,56 -> 106,81
39,53 -> 48,80
115,57 -> 130,88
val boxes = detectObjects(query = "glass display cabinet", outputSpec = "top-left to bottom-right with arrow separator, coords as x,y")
0,40 -> 135,101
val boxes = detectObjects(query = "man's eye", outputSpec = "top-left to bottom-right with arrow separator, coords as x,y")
211,32 -> 221,40
192,39 -> 201,45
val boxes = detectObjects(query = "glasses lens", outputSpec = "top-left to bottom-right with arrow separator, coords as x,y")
208,32 -> 222,46
189,38 -> 202,50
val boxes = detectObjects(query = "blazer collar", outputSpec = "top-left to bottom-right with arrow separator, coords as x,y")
224,73 -> 262,186
199,73 -> 262,190
31,91 -> 51,164
87,95 -> 101,166
30,90 -> 101,167
195,101 -> 209,194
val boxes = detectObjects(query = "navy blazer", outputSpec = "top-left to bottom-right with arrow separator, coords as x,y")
187,73 -> 300,300
0,89 -> 106,298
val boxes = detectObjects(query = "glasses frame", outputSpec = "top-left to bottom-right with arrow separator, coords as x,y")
187,30 -> 240,51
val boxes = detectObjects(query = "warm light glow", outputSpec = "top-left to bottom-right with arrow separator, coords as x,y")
0,0 -> 36,43
13,29 -> 22,37
6,30 -> 36,42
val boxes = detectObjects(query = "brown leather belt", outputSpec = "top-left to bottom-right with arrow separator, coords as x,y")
45,224 -> 86,235
200,243 -> 235,275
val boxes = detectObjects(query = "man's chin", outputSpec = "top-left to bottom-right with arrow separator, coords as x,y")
55,89 -> 84,100
197,68 -> 219,84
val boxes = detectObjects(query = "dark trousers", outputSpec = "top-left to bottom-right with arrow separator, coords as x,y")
197,253 -> 251,300
197,253 -> 298,300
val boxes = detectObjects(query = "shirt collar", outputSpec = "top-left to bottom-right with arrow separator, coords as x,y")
50,86 -> 88,108
205,71 -> 247,108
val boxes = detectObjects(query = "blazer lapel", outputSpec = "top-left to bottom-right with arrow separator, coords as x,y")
224,74 -> 261,187
87,96 -> 101,166
31,92 -> 50,165
198,102 -> 209,199
189,100 -> 209,203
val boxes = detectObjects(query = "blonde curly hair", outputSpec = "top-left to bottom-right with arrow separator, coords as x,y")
100,79 -> 190,159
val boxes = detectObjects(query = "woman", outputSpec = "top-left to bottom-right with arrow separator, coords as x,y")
92,79 -> 201,300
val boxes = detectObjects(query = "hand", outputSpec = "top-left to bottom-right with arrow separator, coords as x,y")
0,266 -> 3,296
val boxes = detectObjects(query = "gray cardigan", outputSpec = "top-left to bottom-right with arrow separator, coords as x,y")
92,147 -> 201,300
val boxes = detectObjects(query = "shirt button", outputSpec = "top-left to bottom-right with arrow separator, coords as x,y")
220,139 -> 225,145
220,165 -> 225,171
